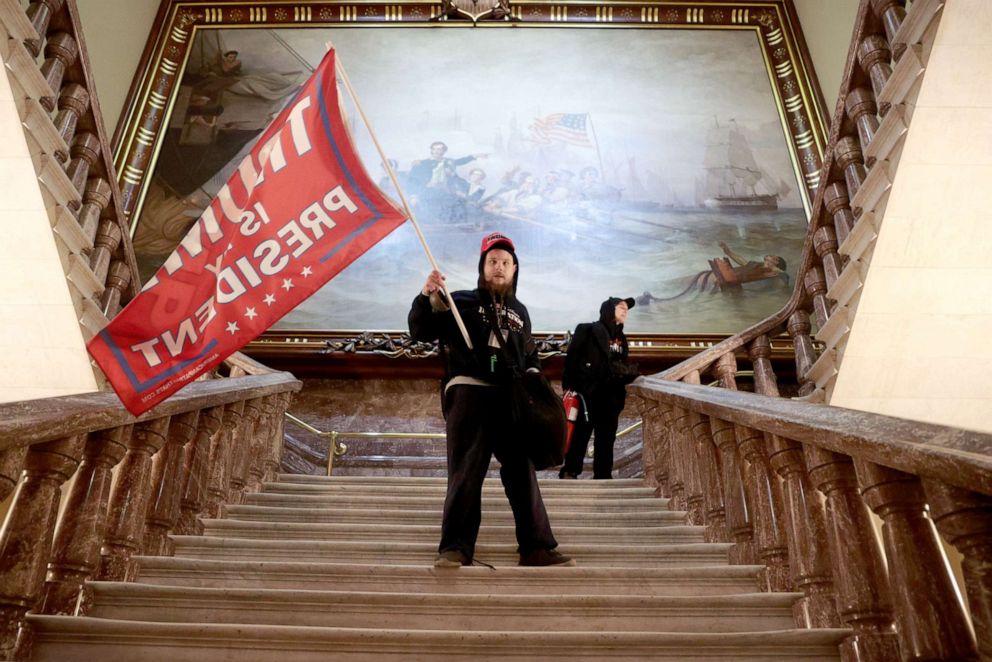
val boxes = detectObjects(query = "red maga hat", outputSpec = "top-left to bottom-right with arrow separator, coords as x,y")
480,232 -> 515,255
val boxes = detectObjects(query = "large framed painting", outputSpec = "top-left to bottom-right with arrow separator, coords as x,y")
114,0 -> 827,362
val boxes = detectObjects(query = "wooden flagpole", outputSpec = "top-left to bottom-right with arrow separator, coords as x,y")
328,46 -> 474,350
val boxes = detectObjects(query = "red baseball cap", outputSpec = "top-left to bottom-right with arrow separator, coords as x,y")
480,232 -> 515,255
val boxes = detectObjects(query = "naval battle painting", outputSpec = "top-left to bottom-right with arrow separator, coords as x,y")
119,5 -> 825,337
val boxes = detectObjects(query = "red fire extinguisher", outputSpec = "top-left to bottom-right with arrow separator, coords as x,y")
562,390 -> 583,452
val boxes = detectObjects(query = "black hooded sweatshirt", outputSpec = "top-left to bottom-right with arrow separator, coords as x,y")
561,298 -> 632,408
408,249 -> 538,390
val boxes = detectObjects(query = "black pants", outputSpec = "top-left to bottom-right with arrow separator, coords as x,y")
439,385 -> 557,561
560,397 -> 621,479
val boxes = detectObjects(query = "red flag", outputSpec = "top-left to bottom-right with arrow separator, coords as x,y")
88,50 -> 406,415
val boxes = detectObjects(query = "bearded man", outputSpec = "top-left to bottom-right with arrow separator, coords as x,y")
408,232 -> 574,568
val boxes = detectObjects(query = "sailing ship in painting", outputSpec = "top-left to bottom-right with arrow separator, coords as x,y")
695,119 -> 791,212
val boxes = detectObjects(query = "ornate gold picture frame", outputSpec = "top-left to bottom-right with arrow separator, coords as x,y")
113,0 -> 826,364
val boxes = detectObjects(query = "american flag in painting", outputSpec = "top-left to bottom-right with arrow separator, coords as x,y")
528,113 -> 592,146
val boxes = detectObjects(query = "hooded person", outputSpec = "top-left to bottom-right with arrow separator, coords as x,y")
408,232 -> 574,568
559,296 -> 640,479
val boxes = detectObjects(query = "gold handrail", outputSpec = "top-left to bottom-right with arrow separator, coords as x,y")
284,414 -> 642,474
284,412 -> 445,475
616,421 -> 642,438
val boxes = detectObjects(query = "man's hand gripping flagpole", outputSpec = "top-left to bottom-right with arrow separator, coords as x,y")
329,43 -> 475,350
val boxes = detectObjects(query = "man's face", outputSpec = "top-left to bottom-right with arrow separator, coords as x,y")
614,301 -> 629,324
763,255 -> 781,269
483,248 -> 516,294
430,143 -> 446,159
469,170 -> 485,183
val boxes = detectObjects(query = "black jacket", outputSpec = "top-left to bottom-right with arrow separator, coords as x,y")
562,301 -> 633,407
409,288 -> 539,387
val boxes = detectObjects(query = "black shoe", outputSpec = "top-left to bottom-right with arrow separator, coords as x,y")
434,550 -> 470,568
519,548 -> 576,567
559,471 -> 577,480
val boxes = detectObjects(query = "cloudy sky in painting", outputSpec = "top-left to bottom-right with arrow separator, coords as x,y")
208,26 -> 803,208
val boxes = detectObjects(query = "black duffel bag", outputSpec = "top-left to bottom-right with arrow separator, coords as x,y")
487,305 -> 567,470
507,371 -> 567,470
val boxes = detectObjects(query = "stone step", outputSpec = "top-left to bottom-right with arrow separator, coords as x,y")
170,536 -> 732,567
28,616 -> 849,661
276,474 -> 645,488
244,492 -> 670,512
200,519 -> 706,544
327,465 -> 451,478
224,504 -> 687,526
260,481 -> 656,498
83,582 -> 802,633
133,557 -> 764,596
325,464 -> 621,480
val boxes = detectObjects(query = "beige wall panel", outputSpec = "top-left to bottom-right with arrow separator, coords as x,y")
75,0 -> 161,136
792,0 -> 860,113
0,61 -> 99,403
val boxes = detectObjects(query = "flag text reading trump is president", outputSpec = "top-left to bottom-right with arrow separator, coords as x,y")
88,50 -> 406,415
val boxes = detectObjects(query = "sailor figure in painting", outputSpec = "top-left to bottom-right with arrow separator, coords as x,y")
710,241 -> 789,291
640,241 -> 789,304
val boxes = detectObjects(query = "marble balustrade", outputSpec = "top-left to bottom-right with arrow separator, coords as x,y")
632,374 -> 986,662
0,370 -> 301,659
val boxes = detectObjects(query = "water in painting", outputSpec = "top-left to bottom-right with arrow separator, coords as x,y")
130,25 -> 809,334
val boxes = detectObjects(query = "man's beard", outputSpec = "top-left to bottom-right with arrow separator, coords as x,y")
484,278 -> 514,298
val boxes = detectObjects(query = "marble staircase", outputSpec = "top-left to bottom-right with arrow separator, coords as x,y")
27,474 -> 849,660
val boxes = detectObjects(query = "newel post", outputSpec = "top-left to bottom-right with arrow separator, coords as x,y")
229,398 -> 264,504
0,435 -> 85,659
824,182 -> 856,246
689,411 -> 727,543
674,407 -> 705,525
805,446 -> 899,660
923,480 -> 992,659
24,0 -> 65,58
857,463 -> 977,660
787,310 -> 817,396
53,84 -> 89,162
39,32 -> 77,112
177,406 -> 225,536
710,417 -> 756,566
767,433 -> 841,628
711,353 -> 738,391
660,406 -> 687,513
143,411 -> 199,557
750,335 -> 837,618
98,417 -> 170,582
735,424 -> 791,591
857,34 -> 894,114
203,401 -> 244,519
870,0 -> 906,58
639,399 -> 669,497
40,425 -> 132,616
263,394 -> 291,482
845,87 -> 880,161
835,137 -> 868,205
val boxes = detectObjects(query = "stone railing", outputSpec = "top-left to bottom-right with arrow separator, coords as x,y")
0,368 -> 301,659
660,0 -> 944,401
631,376 -> 988,660
0,0 -> 140,340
